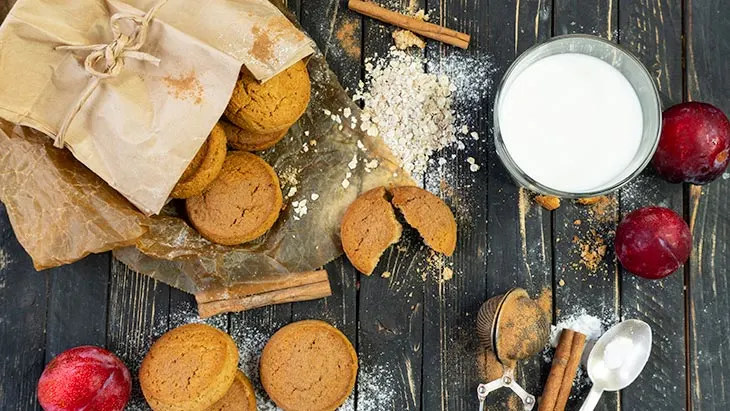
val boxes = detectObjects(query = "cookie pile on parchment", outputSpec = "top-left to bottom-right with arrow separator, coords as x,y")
172,60 -> 311,246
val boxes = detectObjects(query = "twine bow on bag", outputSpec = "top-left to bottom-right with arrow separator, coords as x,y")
53,0 -> 168,148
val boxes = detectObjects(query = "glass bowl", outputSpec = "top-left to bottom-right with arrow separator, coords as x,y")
493,34 -> 662,198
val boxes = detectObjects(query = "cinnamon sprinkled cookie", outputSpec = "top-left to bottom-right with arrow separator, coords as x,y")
171,124 -> 227,199
260,320 -> 357,411
340,186 -> 402,275
205,370 -> 257,411
220,120 -> 288,152
139,323 -> 239,411
186,152 -> 283,246
389,186 -> 457,256
225,60 -> 311,133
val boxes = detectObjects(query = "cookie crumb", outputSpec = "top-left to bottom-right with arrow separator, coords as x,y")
576,196 -> 606,205
381,271 -> 392,279
535,195 -> 561,211
392,30 -> 426,50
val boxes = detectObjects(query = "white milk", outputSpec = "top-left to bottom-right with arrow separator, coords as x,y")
498,53 -> 644,193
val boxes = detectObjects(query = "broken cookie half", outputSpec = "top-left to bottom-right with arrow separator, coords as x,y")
340,185 -> 457,275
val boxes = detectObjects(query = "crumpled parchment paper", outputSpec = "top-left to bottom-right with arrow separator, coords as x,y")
0,2 -> 413,312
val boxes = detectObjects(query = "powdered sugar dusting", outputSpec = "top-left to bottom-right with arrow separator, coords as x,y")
357,363 -> 398,410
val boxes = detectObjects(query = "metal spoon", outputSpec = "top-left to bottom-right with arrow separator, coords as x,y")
579,319 -> 652,411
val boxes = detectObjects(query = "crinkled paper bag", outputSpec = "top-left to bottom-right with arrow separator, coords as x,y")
0,0 -> 314,215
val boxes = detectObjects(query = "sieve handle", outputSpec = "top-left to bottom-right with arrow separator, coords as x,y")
476,369 -> 536,411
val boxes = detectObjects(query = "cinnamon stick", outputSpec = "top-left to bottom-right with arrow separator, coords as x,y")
195,270 -> 332,318
555,332 -> 586,410
348,0 -> 471,49
538,329 -> 587,411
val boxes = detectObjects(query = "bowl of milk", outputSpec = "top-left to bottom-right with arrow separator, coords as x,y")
494,34 -> 661,197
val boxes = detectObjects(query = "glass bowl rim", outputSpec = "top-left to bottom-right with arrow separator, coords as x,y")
493,34 -> 662,198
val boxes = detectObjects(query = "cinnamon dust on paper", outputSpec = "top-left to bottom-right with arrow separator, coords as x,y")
163,71 -> 204,105
252,26 -> 274,63
252,16 -> 307,63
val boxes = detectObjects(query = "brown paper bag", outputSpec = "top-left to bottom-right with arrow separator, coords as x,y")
0,0 -> 314,215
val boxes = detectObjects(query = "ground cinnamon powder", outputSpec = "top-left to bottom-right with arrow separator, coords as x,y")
495,293 -> 549,369
251,26 -> 274,62
163,71 -> 204,105
336,20 -> 361,59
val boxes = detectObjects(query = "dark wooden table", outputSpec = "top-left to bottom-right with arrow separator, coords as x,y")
1,0 -> 728,410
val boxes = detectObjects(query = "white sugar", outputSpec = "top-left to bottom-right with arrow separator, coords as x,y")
550,310 -> 604,347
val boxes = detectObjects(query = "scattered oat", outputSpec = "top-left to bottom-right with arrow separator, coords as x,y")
355,48 -> 459,178
364,159 -> 379,172
441,267 -> 453,282
286,187 -> 297,198
460,125 -> 469,135
535,195 -> 561,211
293,200 -> 308,218
438,158 -> 447,166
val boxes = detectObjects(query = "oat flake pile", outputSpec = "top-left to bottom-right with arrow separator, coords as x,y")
355,47 -> 483,180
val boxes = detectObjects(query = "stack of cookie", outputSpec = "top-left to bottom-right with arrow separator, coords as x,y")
139,323 -> 257,411
171,60 -> 311,246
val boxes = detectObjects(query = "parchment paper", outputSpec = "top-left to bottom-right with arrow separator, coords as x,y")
115,48 -> 414,296
0,2 -> 413,309
0,0 -> 314,215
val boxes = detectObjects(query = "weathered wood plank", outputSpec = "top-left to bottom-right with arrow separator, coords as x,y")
618,0 -> 687,409
45,254 -> 110,362
106,259 -> 170,410
353,2 -> 426,410
0,0 -> 16,22
552,1 -> 620,410
297,0 -> 359,340
478,0 -> 555,409
0,204 -> 49,410
686,0 -> 730,408
301,0 -> 362,93
419,0 -> 551,410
